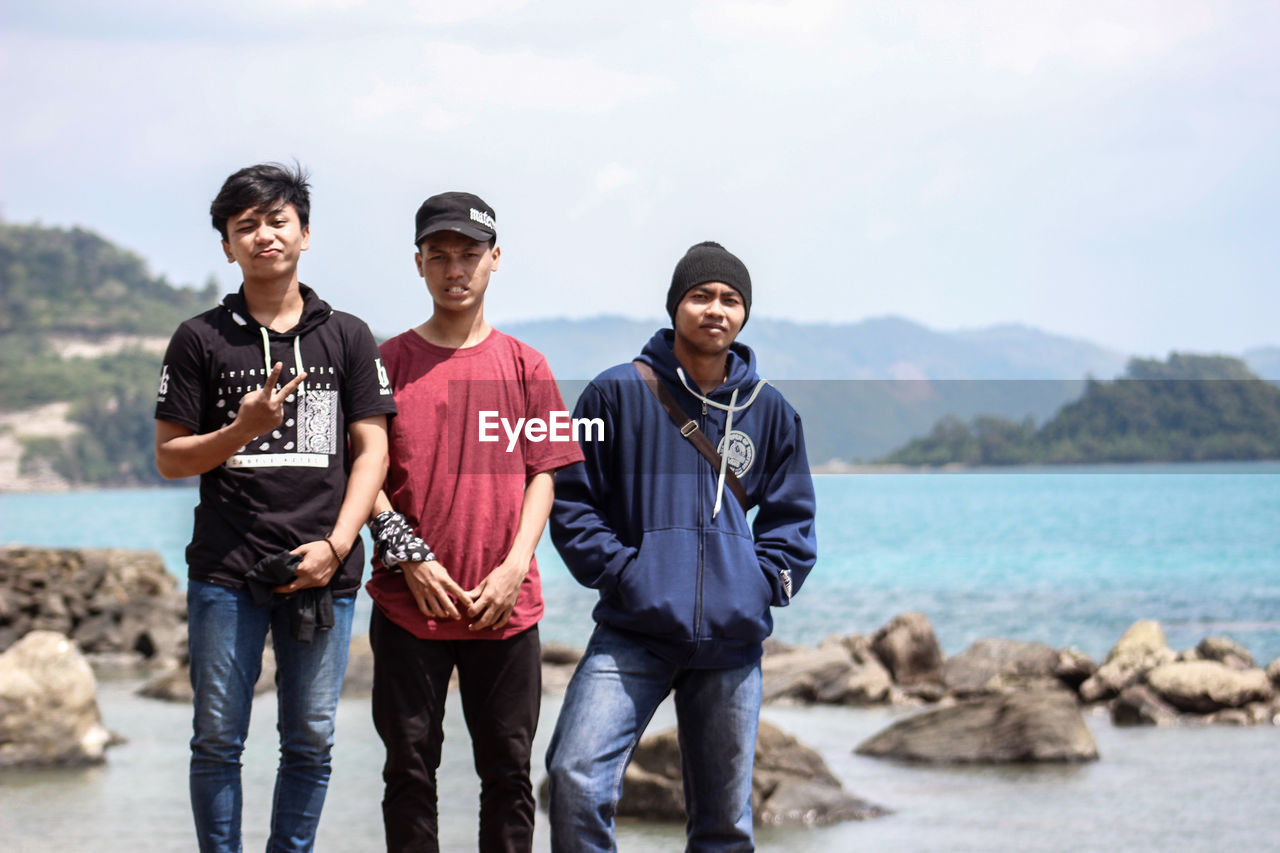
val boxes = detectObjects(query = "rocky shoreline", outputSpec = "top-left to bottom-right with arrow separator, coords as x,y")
3,546 -> 1278,828
757,611 -> 1280,729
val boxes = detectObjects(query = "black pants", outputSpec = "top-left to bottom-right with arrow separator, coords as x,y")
370,607 -> 541,853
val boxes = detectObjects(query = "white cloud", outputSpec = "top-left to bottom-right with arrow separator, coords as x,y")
691,0 -> 844,43
594,164 -> 638,194
912,1 -> 1219,76
430,45 -> 668,112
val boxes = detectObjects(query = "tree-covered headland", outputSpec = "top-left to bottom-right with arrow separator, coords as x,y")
1,222 -> 217,485
881,354 -> 1280,466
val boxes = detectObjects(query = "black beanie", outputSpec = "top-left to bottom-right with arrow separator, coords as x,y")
666,241 -> 752,326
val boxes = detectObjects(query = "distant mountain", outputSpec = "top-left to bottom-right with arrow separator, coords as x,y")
882,354 -> 1280,466
1244,346 -> 1280,381
503,315 -> 1128,381
503,315 -> 1129,462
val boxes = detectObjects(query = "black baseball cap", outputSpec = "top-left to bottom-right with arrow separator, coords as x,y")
413,192 -> 497,245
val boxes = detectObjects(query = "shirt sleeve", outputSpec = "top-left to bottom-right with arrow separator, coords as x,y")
154,321 -> 206,432
341,317 -> 397,423
548,381 -> 637,590
751,408 -> 818,607
521,352 -> 585,479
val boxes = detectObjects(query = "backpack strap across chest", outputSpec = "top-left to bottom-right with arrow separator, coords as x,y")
632,360 -> 749,512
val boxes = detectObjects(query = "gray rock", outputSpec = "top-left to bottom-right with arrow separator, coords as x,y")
871,612 -> 944,687
1207,708 -> 1250,726
1107,620 -> 1174,662
1079,620 -> 1174,703
136,665 -> 193,703
762,644 -> 852,704
1264,657 -> 1280,687
0,547 -> 186,665
831,656 -> 894,706
1054,648 -> 1098,690
1196,636 -> 1254,670
0,630 -> 114,768
761,636 -> 794,657
86,651 -> 150,680
1144,661 -> 1273,713
856,689 -> 1099,764
1111,684 -> 1180,726
897,681 -> 949,704
757,777 -> 888,826
1243,701 -> 1273,726
762,638 -> 894,706
942,638 -> 1060,696
611,720 -> 888,826
541,662 -> 576,695
537,642 -> 584,695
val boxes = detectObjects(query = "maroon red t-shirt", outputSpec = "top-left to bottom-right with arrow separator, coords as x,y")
366,328 -> 584,640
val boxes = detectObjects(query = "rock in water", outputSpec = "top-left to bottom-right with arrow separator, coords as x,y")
1195,636 -> 1255,670
0,630 -> 114,768
762,636 -> 894,706
0,546 -> 187,668
1144,661 -> 1274,713
942,637 -> 1061,696
856,690 -> 1099,763
1079,620 -> 1175,703
754,721 -> 889,824
1111,684 -> 1180,726
871,612 -> 944,686
613,720 -> 888,826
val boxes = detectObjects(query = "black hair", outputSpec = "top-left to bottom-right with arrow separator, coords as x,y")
210,162 -> 311,241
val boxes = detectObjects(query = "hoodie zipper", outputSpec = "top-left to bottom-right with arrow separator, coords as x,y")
693,397 -> 708,641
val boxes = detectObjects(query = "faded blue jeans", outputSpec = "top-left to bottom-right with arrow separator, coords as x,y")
187,580 -> 354,853
545,625 -> 762,852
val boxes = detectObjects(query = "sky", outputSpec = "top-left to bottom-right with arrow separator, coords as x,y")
2,0 -> 1277,356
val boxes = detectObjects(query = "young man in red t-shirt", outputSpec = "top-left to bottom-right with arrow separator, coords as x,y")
365,192 -> 583,852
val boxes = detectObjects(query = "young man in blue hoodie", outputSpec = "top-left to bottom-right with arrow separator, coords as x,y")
545,241 -> 817,851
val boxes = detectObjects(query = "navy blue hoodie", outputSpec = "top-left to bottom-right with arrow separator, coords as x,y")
550,329 -> 817,668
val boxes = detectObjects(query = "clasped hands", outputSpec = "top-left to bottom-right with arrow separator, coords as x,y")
402,557 -> 525,632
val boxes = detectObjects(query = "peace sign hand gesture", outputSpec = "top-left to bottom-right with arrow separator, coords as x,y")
235,362 -> 307,438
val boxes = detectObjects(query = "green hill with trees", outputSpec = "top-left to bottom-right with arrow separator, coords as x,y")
881,353 -> 1280,466
1,222 -> 217,485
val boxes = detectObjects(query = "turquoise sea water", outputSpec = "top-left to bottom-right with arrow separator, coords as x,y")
2,465 -> 1279,851
5,463 -> 1278,660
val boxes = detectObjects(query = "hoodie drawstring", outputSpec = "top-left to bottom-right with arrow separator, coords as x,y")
713,388 -> 740,518
293,336 -> 305,395
259,326 -> 307,395
675,367 -> 768,520
259,326 -> 272,377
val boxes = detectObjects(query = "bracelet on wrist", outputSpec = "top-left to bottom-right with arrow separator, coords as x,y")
323,536 -> 344,564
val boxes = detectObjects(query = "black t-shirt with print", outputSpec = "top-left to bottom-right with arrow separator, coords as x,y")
155,285 -> 396,595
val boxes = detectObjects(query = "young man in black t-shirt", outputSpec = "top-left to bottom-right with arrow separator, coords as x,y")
154,163 -> 394,853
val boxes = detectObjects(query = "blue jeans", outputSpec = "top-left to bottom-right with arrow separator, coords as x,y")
545,625 -> 761,853
187,580 -> 354,853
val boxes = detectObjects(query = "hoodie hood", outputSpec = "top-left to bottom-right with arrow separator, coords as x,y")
221,283 -> 333,337
636,329 -> 759,398
221,284 -> 333,389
